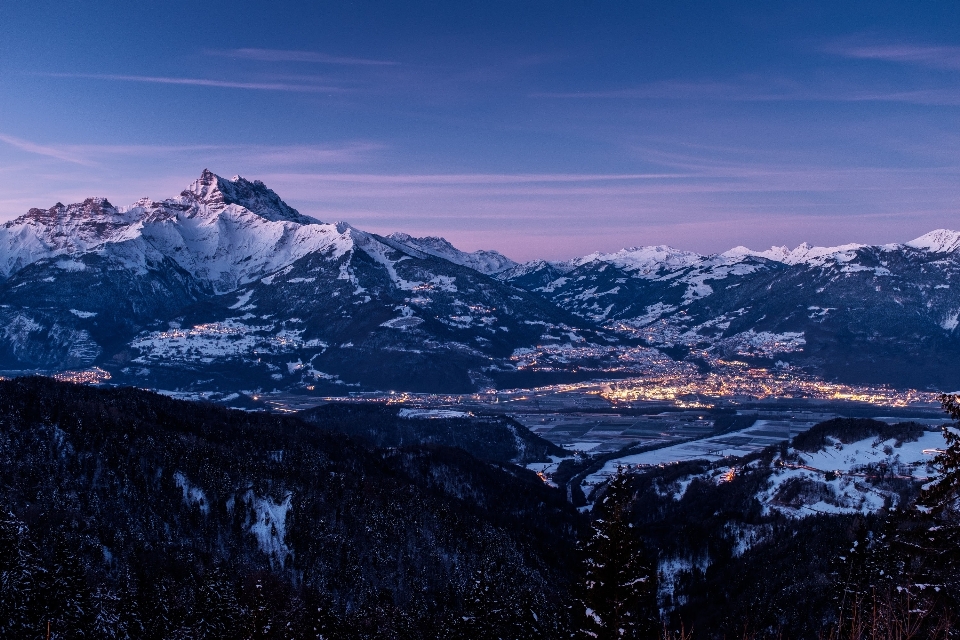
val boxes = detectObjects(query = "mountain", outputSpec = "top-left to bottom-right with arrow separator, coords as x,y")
500,232 -> 960,390
603,416 -> 956,638
0,171 -> 607,394
4,169 -> 960,394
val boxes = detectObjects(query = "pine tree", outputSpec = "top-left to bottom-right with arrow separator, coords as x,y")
918,393 -> 960,518
907,392 -> 960,622
582,467 -> 658,640
90,587 -> 124,639
41,537 -> 94,638
189,567 -> 240,638
0,514 -> 43,637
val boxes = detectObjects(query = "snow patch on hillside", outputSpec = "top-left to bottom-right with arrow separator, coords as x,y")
398,408 -> 472,419
132,320 -> 310,362
717,331 -> 806,358
245,491 -> 293,566
941,310 -> 960,331
173,472 -> 209,515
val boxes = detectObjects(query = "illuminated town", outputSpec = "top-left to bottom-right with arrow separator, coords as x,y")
52,367 -> 113,385
598,360 -> 939,408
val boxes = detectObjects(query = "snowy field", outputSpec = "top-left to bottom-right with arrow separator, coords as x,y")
584,418 -> 820,484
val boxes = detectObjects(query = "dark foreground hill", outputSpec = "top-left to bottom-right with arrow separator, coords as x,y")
3,378 -> 957,639
297,403 -> 567,464
0,378 -> 582,639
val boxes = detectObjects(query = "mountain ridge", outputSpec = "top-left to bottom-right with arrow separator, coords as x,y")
3,169 -> 960,394
0,171 -> 609,393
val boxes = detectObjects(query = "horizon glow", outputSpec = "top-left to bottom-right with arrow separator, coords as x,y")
1,1 -> 958,261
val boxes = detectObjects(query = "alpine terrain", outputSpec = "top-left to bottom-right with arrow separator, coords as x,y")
500,231 -> 960,390
3,169 -> 960,395
0,170 -> 607,394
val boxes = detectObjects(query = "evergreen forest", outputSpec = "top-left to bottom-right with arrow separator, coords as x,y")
0,377 -> 958,638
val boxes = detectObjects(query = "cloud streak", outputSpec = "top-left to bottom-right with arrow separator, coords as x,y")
827,43 -> 960,71
0,133 -> 95,166
206,48 -> 398,66
531,78 -> 960,106
267,172 -> 689,184
42,73 -> 347,93
0,135 -> 382,167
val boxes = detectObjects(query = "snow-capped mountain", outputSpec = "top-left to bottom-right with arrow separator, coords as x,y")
0,170 -> 353,292
0,171 -> 603,393
500,232 -> 960,389
4,169 -> 960,394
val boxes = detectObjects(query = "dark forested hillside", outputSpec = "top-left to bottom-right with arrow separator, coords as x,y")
297,403 -> 567,464
0,378 -> 582,639
3,377 -> 958,638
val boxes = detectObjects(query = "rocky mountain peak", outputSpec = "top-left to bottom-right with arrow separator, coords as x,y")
180,169 -> 318,225
182,168 -> 221,203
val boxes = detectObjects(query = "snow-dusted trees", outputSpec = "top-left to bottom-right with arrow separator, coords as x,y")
0,514 -> 42,636
0,377 -> 584,638
919,393 -> 960,517
827,393 -> 960,639
582,467 -> 658,640
907,392 -> 960,614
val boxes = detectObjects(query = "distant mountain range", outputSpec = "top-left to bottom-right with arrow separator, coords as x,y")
2,169 -> 959,394
499,228 -> 960,390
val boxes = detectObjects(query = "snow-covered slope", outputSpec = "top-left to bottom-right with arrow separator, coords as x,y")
588,417 -> 946,518
906,229 -> 960,254
386,232 -> 516,275
502,232 -> 960,389
0,171 -> 601,393
0,170 -> 358,292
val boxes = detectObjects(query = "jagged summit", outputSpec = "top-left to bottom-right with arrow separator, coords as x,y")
0,171 -> 346,286
22,197 -> 119,224
179,169 -> 318,224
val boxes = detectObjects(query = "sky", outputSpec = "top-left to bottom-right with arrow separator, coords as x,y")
1,0 -> 958,260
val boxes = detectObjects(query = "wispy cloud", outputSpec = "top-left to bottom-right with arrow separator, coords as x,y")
0,135 -> 382,167
206,48 -> 398,66
0,133 -> 95,166
530,80 -> 757,100
42,72 -> 347,93
260,163 -> 960,203
69,142 -> 384,165
826,43 -> 960,71
531,77 -> 960,106
269,172 -> 688,184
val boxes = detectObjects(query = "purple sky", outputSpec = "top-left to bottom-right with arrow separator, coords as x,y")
1,1 -> 958,260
